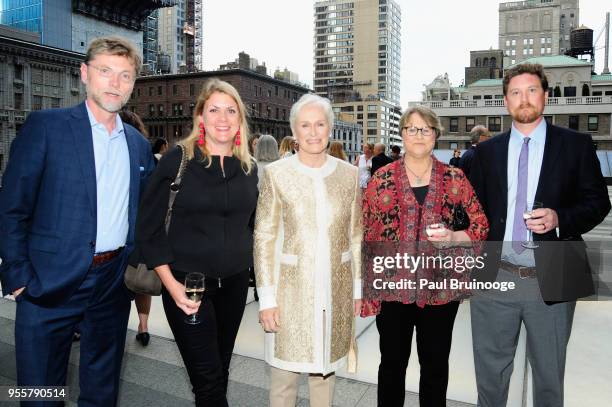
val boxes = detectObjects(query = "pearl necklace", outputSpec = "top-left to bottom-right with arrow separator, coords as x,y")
404,158 -> 432,186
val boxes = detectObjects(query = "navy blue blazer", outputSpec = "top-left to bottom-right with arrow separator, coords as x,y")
0,102 -> 155,304
469,124 -> 610,302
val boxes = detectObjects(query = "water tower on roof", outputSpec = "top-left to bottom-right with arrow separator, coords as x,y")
565,25 -> 595,67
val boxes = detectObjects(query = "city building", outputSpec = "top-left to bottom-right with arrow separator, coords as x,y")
126,69 -> 310,145
142,10 -> 161,75
499,0 -> 579,66
0,0 -> 171,55
465,49 -> 504,86
313,0 -> 402,147
157,0 -> 203,74
274,68 -> 300,85
332,113 -> 363,162
412,55 -> 612,150
0,33 -> 86,183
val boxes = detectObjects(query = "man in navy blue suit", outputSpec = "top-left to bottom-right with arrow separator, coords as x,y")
0,36 -> 154,406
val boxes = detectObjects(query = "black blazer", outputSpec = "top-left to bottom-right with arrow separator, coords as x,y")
469,124 -> 610,302
371,153 -> 394,175
135,147 -> 258,281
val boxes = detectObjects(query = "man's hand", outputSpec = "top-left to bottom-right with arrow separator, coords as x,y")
12,287 -> 25,298
527,208 -> 558,234
259,307 -> 280,333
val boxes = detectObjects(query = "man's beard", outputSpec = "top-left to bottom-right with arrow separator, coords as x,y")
513,104 -> 541,124
87,84 -> 128,113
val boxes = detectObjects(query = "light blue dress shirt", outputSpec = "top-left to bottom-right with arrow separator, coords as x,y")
501,118 -> 547,267
85,102 -> 130,253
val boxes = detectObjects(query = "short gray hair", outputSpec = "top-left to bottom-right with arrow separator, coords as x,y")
289,94 -> 334,136
255,134 -> 279,162
470,125 -> 490,144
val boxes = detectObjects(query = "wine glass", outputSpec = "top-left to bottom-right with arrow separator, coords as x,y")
425,214 -> 448,240
184,272 -> 205,325
521,201 -> 543,249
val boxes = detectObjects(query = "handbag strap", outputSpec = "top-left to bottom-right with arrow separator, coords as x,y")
164,144 -> 188,233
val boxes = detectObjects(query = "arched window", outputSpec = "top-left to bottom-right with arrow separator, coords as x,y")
483,57 -> 489,67
582,84 -> 590,96
490,57 -> 497,67
475,58 -> 481,67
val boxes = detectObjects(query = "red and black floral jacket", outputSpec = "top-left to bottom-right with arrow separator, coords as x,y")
361,157 -> 489,315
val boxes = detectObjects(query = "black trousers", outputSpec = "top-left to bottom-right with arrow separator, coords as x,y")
376,301 -> 460,407
162,269 -> 250,407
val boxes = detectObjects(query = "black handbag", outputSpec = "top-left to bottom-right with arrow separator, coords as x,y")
452,203 -> 470,231
124,145 -> 188,296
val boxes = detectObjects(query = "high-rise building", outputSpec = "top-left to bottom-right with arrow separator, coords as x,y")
313,0 -> 402,147
0,0 -> 172,55
157,0 -> 203,74
143,10 -> 160,75
499,0 -> 579,66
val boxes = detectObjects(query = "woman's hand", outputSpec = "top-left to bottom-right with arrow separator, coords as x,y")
427,226 -> 453,249
354,299 -> 363,316
259,307 -> 280,332
167,279 -> 201,316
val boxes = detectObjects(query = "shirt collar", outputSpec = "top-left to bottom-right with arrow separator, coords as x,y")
85,100 -> 124,136
510,117 -> 546,144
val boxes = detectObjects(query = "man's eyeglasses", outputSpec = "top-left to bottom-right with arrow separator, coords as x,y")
88,64 -> 135,83
402,126 -> 435,137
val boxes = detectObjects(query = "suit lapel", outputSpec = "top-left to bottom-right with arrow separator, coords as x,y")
70,102 -> 97,216
535,124 -> 562,203
495,131 -> 510,207
124,126 -> 140,244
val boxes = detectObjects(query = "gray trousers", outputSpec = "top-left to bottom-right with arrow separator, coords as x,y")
470,270 -> 576,407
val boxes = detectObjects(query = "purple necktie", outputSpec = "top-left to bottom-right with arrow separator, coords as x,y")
512,137 -> 530,254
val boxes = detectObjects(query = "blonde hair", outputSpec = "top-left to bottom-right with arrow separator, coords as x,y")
180,78 -> 253,174
328,141 -> 347,161
85,36 -> 142,74
278,136 -> 295,156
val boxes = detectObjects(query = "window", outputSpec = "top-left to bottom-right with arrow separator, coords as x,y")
588,115 -> 598,131
149,104 -> 155,116
511,39 -> 516,46
541,38 -> 546,44
367,121 -> 377,128
506,40 -> 510,46
541,48 -> 546,54
488,117 -> 501,132
529,39 -> 533,45
190,84 -> 195,96
367,113 -> 377,119
158,86 -> 162,96
32,95 -> 42,111
564,86 -> 576,97
449,117 -> 459,133
14,65 -> 23,80
523,39 -> 528,45
149,87 -> 153,96
173,85 -> 178,95
367,105 -> 377,112
592,91 -> 602,96
158,104 -> 164,116
14,93 -> 23,110
568,115 -> 579,131
466,117 -> 475,132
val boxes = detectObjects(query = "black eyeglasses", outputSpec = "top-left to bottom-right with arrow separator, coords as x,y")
402,126 -> 435,137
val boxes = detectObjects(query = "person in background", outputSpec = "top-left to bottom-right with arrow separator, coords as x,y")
248,132 -> 261,155
152,137 -> 169,164
390,145 -> 402,161
119,109 -> 157,347
255,134 -> 280,189
449,149 -> 461,167
278,135 -> 295,158
458,125 -> 490,178
255,94 -> 362,407
354,142 -> 374,190
362,105 -> 488,407
370,142 -> 393,175
136,78 -> 258,406
0,36 -> 154,406
328,140 -> 348,161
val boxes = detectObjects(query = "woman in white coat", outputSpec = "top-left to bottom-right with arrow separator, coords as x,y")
254,94 -> 362,407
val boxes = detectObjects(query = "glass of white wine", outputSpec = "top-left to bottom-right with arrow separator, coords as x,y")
184,272 -> 205,325
522,201 -> 543,249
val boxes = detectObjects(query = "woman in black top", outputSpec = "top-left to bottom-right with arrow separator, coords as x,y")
136,78 -> 258,407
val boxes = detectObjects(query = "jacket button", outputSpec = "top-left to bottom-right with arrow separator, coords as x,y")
90,241 -> 96,248
500,218 -> 505,223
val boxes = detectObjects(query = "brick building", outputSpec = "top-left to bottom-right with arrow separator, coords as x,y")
126,69 -> 311,145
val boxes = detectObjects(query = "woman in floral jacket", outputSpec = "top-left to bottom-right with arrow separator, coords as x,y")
362,105 -> 488,407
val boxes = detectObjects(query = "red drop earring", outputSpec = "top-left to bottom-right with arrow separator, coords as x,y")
198,122 -> 205,146
235,128 -> 241,146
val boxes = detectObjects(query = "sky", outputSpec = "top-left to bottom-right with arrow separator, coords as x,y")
203,0 -> 611,107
